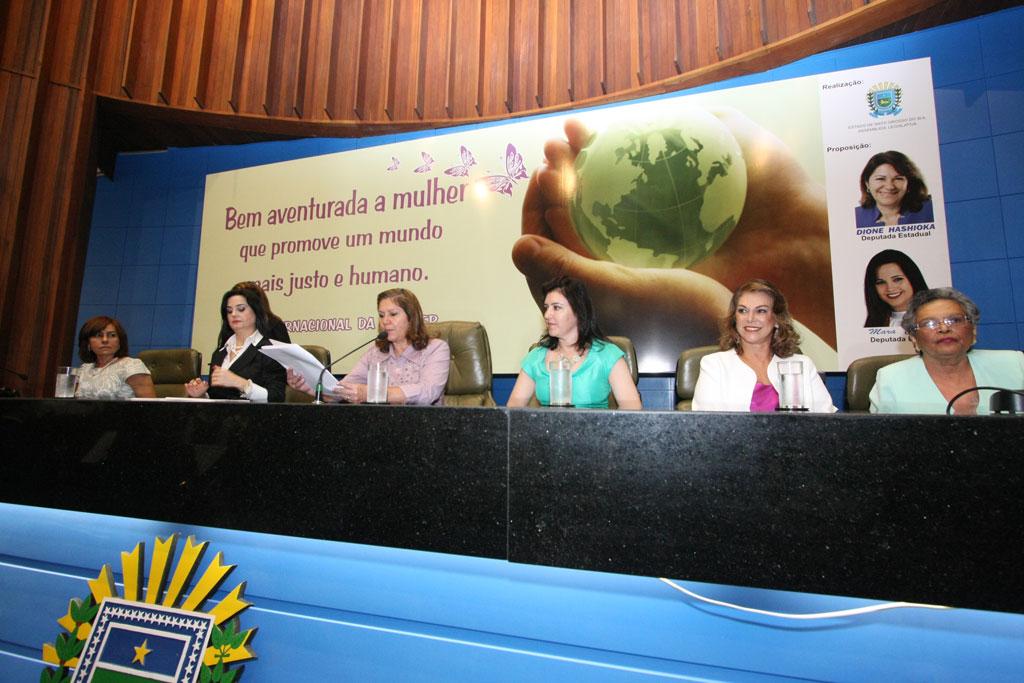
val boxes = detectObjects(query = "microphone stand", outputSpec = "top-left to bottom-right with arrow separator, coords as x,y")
945,385 -> 1024,415
314,331 -> 388,404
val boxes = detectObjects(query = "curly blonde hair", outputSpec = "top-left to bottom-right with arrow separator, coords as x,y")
719,279 -> 800,358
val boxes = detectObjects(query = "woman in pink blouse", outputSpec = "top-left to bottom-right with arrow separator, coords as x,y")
287,288 -> 450,405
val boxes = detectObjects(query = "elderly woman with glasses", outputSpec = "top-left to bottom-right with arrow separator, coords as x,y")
869,288 -> 1024,414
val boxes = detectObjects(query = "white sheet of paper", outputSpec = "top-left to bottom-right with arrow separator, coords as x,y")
259,341 -> 339,392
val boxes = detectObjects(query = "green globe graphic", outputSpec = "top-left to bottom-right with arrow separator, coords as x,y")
569,108 -> 747,269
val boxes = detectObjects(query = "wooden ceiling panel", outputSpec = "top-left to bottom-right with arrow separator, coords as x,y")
296,0 -> 337,119
638,0 -> 680,84
507,0 -> 540,112
447,0 -> 482,118
602,0 -> 640,93
92,0 -> 135,97
122,0 -> 173,100
232,0 -> 275,114
265,0 -> 308,118
538,0 -> 571,107
195,0 -> 245,110
569,0 -> 604,101
478,0 -> 510,116
387,0 -> 424,120
325,0 -> 364,120
716,0 -> 765,60
355,0 -> 394,120
161,0 -> 207,107
66,0 -> 1020,158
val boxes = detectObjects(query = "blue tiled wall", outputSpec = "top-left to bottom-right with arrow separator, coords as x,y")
78,7 -> 1024,407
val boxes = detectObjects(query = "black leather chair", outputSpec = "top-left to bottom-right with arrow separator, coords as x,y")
845,353 -> 913,412
674,345 -> 718,410
138,348 -> 202,398
426,321 -> 496,407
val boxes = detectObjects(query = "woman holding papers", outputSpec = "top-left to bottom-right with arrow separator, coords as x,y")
286,288 -> 450,405
185,286 -> 287,402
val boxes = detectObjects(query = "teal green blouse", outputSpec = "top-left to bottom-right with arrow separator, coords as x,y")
520,339 -> 624,409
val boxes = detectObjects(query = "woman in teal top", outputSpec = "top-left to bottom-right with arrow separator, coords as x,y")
507,276 -> 641,409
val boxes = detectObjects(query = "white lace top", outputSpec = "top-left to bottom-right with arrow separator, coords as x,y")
76,357 -> 151,400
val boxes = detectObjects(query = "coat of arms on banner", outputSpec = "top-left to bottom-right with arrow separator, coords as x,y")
867,81 -> 904,117
41,534 -> 256,683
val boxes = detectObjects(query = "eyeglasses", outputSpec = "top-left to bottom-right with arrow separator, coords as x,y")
913,315 -> 972,331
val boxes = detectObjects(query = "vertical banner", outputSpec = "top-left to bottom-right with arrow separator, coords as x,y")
820,58 -> 951,368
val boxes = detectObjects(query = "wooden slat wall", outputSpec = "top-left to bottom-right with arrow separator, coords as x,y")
603,0 -> 640,94
355,0 -> 394,120
477,0 -> 509,116
5,0 -> 956,129
387,0 -> 423,120
122,0 -> 173,100
0,0 -> 101,397
325,0 -> 364,119
447,0 -> 481,118
265,0 -> 307,118
161,0 -> 207,107
232,0 -> 275,114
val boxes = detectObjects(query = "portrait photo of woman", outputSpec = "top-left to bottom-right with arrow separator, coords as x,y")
863,249 -> 929,328
855,150 -> 934,228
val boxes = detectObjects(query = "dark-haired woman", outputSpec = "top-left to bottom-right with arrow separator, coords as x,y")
854,150 -> 934,228
286,288 -> 450,405
692,279 -> 835,412
232,280 -> 290,342
506,276 -> 641,409
75,316 -> 156,399
863,249 -> 929,328
185,286 -> 287,401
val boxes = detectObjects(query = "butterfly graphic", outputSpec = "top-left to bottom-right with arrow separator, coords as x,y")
413,152 -> 435,173
444,145 -> 477,177
483,144 -> 528,196
386,156 -> 400,171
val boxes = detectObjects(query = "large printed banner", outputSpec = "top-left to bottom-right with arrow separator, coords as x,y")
194,58 -> 947,374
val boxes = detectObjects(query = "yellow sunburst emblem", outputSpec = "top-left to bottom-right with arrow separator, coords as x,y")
41,533 -> 256,683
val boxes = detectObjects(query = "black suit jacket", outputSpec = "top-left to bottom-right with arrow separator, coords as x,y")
209,336 -> 287,402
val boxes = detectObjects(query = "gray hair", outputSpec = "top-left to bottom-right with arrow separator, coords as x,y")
901,287 -> 981,336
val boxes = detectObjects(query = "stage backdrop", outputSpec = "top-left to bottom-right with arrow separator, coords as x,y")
194,58 -> 948,373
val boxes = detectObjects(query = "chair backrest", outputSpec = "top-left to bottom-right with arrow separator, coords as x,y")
845,353 -> 914,412
286,345 -> 331,403
138,348 -> 202,398
674,344 -> 719,410
526,336 -> 638,409
426,321 -> 495,407
605,336 -> 638,409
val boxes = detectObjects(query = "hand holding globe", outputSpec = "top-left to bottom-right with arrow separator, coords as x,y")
515,108 -> 835,371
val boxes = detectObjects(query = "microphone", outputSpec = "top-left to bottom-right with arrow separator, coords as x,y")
0,366 -> 28,397
944,386 -> 1024,415
314,331 -> 387,404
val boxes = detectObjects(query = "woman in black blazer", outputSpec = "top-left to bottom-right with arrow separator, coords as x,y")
185,286 -> 287,402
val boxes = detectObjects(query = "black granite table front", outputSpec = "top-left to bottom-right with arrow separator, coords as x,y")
2,399 -> 1021,612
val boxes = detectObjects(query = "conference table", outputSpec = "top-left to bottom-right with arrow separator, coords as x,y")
2,398 -> 1020,614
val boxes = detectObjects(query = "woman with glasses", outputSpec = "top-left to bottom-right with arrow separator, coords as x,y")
869,288 -> 1024,414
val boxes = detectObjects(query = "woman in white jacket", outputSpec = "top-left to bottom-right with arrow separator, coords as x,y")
692,279 -> 836,413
